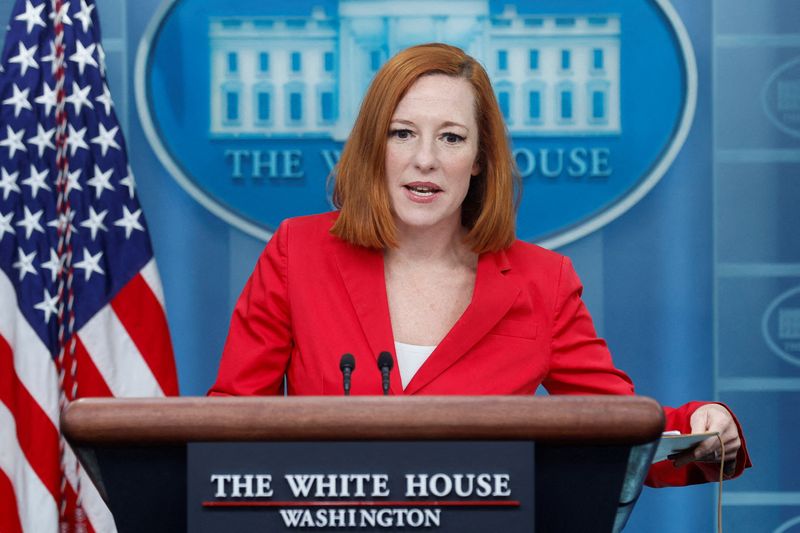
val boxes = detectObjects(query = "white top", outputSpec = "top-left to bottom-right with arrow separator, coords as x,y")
394,341 -> 437,389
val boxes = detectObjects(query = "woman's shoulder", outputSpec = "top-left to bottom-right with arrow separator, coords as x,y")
501,238 -> 568,274
496,240 -> 583,309
280,211 -> 338,231
274,211 -> 340,242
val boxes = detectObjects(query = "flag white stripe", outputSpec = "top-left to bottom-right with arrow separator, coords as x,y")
78,305 -> 163,397
61,445 -> 118,533
2,268 -> 118,531
139,258 -> 166,309
0,401 -> 60,533
77,456 -> 118,532
0,269 -> 60,427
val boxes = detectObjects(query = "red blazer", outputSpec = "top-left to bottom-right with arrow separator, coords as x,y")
210,212 -> 750,485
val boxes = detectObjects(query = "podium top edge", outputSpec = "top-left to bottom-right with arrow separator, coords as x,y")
61,395 -> 665,446
61,396 -> 664,445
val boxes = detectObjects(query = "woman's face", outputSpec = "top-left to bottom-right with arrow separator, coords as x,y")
385,74 -> 480,236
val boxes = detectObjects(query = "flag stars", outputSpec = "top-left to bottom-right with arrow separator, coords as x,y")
74,0 -> 95,33
65,168 -> 83,195
27,124 -> 56,157
49,1 -> 72,26
22,164 -> 51,198
119,167 -> 136,198
16,206 -> 44,239
8,42 -> 39,76
87,164 -> 114,198
90,124 -> 120,156
66,82 -> 93,115
0,211 -> 15,241
2,84 -> 33,117
0,0 -> 167,416
74,247 -> 104,281
96,84 -> 113,115
97,43 -> 106,75
47,208 -> 77,236
35,82 -> 57,116
69,40 -> 97,75
34,288 -> 60,323
14,0 -> 46,34
0,125 -> 27,158
12,247 -> 37,281
0,168 -> 21,200
114,205 -> 144,239
40,248 -> 63,283
66,124 -> 89,156
80,206 -> 108,240
40,41 -> 58,76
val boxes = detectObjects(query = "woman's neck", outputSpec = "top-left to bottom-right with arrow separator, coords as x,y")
387,220 -> 476,268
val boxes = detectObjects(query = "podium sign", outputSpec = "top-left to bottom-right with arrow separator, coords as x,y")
188,441 -> 535,532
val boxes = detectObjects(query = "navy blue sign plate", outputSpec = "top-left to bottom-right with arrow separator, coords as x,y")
187,441 -> 535,532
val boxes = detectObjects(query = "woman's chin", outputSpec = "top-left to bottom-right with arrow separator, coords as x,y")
393,210 -> 462,234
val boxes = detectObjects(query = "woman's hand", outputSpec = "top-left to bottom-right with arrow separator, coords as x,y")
671,404 -> 741,471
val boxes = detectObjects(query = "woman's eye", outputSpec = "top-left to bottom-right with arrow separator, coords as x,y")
390,129 -> 412,140
442,132 -> 465,143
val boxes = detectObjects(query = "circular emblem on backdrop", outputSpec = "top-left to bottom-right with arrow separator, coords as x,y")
774,516 -> 800,533
762,56 -> 800,139
135,0 -> 696,247
762,286 -> 800,368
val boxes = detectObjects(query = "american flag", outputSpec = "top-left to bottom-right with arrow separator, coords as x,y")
0,0 -> 178,531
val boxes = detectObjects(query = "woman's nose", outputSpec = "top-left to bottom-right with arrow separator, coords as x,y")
412,138 -> 438,171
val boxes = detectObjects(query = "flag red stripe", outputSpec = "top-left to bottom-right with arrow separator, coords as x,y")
110,274 -> 179,395
0,469 -> 24,533
74,336 -> 114,398
61,477 -> 98,533
0,334 -> 61,501
1,335 -> 99,533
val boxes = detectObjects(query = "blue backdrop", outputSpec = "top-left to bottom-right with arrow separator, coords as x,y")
2,0 -> 796,531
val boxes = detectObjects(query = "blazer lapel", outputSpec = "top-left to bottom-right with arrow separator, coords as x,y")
332,242 -> 403,395
403,250 -> 520,395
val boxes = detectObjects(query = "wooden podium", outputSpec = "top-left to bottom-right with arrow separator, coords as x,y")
62,396 -> 664,532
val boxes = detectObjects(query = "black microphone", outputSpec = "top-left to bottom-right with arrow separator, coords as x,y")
377,351 -> 393,396
339,353 -> 356,396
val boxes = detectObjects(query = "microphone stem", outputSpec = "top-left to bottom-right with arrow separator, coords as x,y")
382,368 -> 390,396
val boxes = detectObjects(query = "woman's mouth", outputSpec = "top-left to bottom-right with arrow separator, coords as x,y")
404,183 -> 442,197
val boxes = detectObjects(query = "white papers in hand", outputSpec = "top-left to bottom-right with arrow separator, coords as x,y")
652,432 -> 719,464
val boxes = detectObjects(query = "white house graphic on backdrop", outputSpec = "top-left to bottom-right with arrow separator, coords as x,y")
209,1 -> 621,140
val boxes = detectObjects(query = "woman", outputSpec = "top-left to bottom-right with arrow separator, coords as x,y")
210,43 -> 750,486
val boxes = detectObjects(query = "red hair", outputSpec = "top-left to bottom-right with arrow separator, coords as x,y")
331,43 -> 520,252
